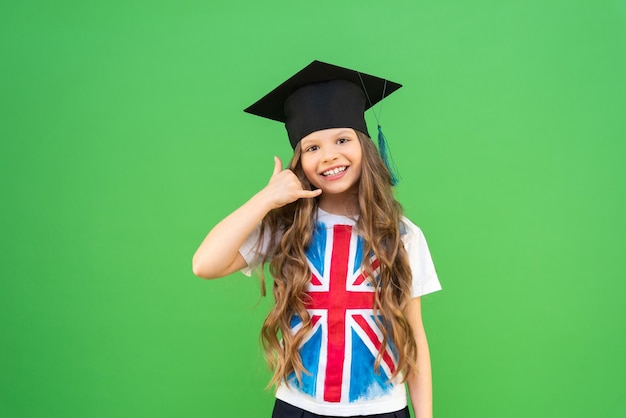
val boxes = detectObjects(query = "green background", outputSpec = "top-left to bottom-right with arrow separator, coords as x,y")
2,0 -> 625,417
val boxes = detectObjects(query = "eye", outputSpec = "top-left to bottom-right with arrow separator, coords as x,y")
304,145 -> 319,152
337,137 -> 350,144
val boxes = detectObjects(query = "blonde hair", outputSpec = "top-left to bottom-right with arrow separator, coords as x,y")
257,131 -> 417,388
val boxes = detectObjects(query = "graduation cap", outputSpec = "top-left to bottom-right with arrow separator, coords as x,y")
244,60 -> 402,185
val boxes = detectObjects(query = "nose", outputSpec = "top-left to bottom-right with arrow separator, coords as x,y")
321,146 -> 339,163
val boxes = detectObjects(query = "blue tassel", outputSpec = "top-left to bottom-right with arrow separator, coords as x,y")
377,125 -> 400,186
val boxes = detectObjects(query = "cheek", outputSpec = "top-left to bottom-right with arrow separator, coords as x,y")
300,155 -> 315,173
299,157 -> 318,182
351,149 -> 363,170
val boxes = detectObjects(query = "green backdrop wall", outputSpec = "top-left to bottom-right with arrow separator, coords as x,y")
2,0 -> 625,417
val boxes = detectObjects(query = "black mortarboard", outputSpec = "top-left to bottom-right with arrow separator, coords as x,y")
244,60 -> 402,149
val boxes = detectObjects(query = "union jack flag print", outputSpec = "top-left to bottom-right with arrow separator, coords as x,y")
287,222 -> 398,403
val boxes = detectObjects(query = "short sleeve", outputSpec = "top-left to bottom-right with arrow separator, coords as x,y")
239,224 -> 274,276
400,217 -> 442,297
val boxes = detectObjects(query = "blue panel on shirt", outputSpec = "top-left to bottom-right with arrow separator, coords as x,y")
291,315 -> 302,328
306,222 -> 327,276
353,235 -> 364,275
349,329 -> 392,402
293,324 -> 322,396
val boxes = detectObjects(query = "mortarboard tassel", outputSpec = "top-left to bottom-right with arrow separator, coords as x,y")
377,124 -> 400,186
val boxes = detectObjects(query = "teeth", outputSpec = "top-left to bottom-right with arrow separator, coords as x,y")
323,166 -> 347,176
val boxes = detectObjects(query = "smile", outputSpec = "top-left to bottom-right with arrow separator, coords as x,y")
322,166 -> 347,177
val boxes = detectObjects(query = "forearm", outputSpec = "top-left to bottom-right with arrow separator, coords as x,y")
192,190 -> 275,279
407,333 -> 433,418
405,298 -> 433,418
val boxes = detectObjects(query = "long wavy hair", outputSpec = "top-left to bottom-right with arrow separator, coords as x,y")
257,130 -> 417,388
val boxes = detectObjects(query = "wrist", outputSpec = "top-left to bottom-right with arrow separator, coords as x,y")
250,188 -> 280,212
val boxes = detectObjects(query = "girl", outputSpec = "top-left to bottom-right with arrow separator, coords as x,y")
193,61 -> 441,418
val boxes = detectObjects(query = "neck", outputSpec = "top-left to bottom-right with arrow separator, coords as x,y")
317,193 -> 359,217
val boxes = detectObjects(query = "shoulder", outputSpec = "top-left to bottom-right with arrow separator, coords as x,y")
400,216 -> 425,242
400,216 -> 442,295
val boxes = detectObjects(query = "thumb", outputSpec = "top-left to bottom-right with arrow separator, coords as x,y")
272,156 -> 283,176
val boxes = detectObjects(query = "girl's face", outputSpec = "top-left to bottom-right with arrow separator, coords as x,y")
299,128 -> 362,199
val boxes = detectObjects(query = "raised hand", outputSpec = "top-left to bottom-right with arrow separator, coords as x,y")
193,157 -> 321,279
262,156 -> 322,209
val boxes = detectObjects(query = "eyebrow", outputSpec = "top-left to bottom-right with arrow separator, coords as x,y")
335,129 -> 355,137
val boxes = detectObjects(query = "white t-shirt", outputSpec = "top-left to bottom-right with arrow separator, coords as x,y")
240,208 -> 441,416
